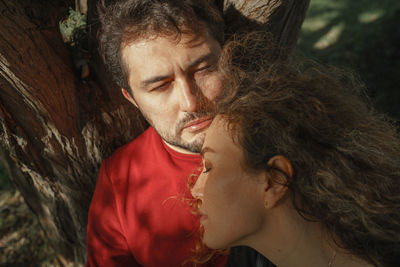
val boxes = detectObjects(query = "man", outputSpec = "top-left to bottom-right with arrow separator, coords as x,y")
86,0 -> 226,266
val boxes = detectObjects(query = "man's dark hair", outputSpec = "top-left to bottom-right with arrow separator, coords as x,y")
98,0 -> 224,90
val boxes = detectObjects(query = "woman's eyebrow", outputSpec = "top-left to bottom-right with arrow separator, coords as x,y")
200,146 -> 215,157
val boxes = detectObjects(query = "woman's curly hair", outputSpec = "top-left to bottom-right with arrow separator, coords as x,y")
214,34 -> 400,267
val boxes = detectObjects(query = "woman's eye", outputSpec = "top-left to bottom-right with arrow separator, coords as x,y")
202,167 -> 211,174
202,158 -> 212,174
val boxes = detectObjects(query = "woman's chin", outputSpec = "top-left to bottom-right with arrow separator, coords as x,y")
203,232 -> 230,250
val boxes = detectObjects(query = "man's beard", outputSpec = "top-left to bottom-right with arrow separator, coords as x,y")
136,89 -> 217,153
142,111 -> 210,153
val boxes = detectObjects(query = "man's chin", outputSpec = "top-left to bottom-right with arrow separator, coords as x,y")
180,132 -> 206,153
167,132 -> 205,153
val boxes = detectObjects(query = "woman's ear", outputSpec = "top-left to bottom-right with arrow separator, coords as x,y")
121,88 -> 138,108
263,155 -> 293,209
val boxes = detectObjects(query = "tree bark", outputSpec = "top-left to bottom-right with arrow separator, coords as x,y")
220,0 -> 310,55
0,0 -> 309,265
0,0 -> 146,264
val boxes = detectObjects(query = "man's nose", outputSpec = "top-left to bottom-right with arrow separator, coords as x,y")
177,77 -> 198,112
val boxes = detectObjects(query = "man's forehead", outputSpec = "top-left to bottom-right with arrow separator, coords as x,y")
124,31 -> 215,50
122,35 -> 215,70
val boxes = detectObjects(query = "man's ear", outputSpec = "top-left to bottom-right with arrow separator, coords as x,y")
121,88 -> 138,108
263,155 -> 293,209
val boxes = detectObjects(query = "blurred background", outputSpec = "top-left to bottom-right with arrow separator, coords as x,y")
297,0 -> 400,120
1,0 -> 399,265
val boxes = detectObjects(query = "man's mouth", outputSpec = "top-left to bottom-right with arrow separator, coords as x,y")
182,116 -> 212,132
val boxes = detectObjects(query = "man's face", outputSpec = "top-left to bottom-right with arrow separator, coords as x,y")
121,33 -> 223,153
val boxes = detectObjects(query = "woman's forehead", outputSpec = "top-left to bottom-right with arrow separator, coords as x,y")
203,116 -> 241,157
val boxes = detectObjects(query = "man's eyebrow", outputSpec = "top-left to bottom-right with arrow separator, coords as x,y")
200,146 -> 215,157
140,74 -> 171,88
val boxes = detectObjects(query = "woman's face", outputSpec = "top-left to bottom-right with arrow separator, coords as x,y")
191,116 -> 267,249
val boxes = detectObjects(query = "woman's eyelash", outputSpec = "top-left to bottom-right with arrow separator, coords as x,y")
203,167 -> 211,173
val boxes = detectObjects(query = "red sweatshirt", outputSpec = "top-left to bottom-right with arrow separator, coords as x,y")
86,127 -> 226,266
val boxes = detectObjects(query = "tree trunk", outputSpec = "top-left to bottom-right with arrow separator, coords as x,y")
0,0 -> 309,265
0,0 -> 146,264
221,0 -> 310,54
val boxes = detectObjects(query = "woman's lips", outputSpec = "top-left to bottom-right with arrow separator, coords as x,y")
200,214 -> 208,222
183,117 -> 212,132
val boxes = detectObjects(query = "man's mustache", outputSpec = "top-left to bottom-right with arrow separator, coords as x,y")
176,111 -> 212,132
176,89 -> 217,132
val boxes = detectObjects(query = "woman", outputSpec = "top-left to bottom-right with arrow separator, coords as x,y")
190,45 -> 400,267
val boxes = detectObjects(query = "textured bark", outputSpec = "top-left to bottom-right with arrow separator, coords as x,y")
76,0 -> 88,14
0,0 -> 309,265
0,0 -> 146,264
220,0 -> 310,55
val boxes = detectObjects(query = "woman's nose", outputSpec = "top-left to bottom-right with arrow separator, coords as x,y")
191,173 -> 205,199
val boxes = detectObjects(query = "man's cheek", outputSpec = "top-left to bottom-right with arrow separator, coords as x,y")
203,74 -> 223,100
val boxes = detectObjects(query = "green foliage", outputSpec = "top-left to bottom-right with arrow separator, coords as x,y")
59,8 -> 87,47
296,0 -> 400,121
